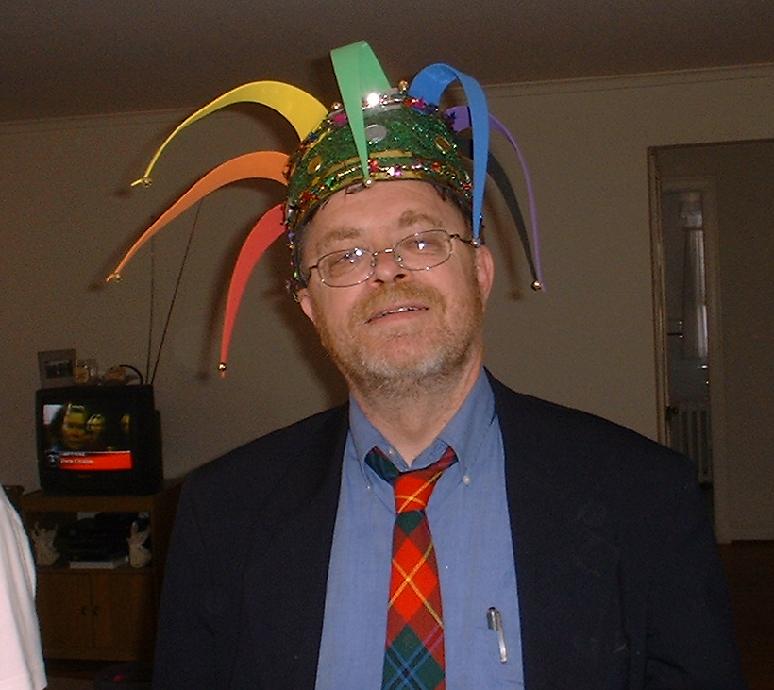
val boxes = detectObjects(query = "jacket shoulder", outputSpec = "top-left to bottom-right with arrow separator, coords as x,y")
489,375 -> 695,487
181,404 -> 347,505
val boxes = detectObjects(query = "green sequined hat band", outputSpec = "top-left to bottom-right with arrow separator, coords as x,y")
285,87 -> 473,282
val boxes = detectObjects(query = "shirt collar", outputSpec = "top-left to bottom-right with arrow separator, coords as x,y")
348,368 -> 496,475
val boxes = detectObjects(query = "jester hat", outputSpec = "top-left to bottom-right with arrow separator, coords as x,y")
109,41 -> 543,373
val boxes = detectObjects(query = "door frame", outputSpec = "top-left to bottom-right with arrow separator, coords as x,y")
648,155 -> 732,542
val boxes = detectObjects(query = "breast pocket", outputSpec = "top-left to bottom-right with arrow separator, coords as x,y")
601,640 -> 630,690
464,623 -> 525,689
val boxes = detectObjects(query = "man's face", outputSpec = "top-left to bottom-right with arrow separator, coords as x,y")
87,414 -> 106,442
61,406 -> 88,450
296,180 -> 494,396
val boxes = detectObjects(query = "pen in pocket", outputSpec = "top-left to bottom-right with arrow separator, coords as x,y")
486,606 -> 508,663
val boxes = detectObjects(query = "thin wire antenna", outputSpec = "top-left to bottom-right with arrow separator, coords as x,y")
145,236 -> 155,383
149,201 -> 204,385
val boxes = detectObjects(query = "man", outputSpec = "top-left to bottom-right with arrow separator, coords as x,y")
149,43 -> 745,689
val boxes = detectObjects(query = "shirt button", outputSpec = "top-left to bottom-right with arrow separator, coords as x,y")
462,474 -> 471,486
387,447 -> 395,456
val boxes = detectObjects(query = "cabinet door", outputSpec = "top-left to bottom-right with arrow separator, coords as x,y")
91,571 -> 156,659
37,571 -> 94,656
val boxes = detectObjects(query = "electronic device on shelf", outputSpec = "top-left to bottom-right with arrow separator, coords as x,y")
36,384 -> 162,495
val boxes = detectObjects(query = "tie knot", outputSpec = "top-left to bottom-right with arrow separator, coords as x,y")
365,446 -> 457,514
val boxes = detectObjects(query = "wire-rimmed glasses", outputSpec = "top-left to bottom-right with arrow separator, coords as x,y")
306,228 -> 479,288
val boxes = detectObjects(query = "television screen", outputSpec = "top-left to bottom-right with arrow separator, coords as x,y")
37,385 -> 162,495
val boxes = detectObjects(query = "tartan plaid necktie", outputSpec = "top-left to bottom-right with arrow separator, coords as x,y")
365,445 -> 458,690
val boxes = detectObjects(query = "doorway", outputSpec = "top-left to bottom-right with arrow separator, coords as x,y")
656,180 -> 717,512
649,140 -> 774,543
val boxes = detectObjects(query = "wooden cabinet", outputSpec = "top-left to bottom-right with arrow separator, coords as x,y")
20,485 -> 180,661
35,569 -> 157,659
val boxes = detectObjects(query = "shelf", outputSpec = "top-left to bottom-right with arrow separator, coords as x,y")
20,486 -> 175,513
20,483 -> 180,662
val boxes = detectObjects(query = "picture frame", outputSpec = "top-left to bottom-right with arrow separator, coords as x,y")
38,348 -> 77,388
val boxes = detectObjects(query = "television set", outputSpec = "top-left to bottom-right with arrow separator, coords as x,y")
36,384 -> 162,495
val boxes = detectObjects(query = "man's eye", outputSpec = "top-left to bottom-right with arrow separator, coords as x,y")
325,248 -> 366,273
336,248 -> 365,264
408,237 -> 442,253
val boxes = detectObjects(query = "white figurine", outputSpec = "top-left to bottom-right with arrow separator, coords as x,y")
127,521 -> 152,568
29,523 -> 59,566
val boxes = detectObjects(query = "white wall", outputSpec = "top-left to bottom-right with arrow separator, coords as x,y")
1,107 -> 345,491
482,65 -> 774,429
2,65 -> 773,536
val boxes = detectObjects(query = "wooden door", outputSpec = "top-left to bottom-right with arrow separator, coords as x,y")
36,571 -> 93,656
91,570 -> 156,659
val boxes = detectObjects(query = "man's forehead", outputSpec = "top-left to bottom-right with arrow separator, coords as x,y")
308,209 -> 449,252
312,182 -> 453,225
316,208 -> 445,232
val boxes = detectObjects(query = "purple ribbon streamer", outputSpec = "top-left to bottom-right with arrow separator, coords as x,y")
447,106 -> 544,289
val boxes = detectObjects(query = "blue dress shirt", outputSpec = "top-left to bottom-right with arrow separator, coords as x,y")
315,371 -> 525,689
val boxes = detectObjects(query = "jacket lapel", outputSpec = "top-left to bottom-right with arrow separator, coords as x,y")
491,376 -> 626,690
232,408 -> 349,688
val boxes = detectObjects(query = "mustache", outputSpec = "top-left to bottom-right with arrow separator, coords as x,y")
350,283 -> 445,325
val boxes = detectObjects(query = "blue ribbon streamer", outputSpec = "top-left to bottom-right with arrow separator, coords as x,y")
409,64 -> 490,240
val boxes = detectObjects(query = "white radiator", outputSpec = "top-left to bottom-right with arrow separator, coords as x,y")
670,402 -> 713,483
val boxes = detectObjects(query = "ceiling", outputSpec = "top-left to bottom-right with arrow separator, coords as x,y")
2,0 -> 773,122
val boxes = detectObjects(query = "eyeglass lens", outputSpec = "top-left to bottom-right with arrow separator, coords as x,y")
317,229 -> 454,287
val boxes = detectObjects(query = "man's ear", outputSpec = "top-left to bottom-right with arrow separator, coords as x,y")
296,287 -> 317,326
476,245 -> 495,304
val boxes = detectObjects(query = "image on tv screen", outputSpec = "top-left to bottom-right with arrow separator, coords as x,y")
42,400 -> 134,472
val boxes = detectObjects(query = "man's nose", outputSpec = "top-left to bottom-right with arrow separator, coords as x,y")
369,249 -> 407,283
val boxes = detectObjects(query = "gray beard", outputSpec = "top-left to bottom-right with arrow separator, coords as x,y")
344,335 -> 474,402
314,282 -> 483,402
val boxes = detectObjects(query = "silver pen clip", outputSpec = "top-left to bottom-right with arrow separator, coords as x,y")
486,606 -> 508,663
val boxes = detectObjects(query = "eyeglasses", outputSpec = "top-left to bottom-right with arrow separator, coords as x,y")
306,229 -> 479,288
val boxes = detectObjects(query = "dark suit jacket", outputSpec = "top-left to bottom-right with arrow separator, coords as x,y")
153,375 -> 746,689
